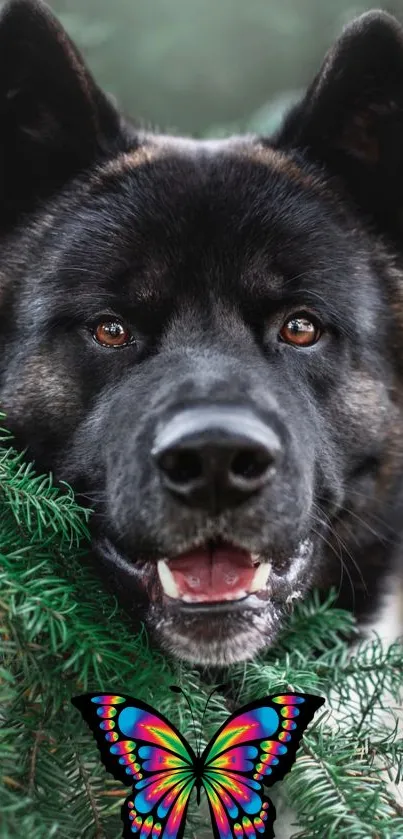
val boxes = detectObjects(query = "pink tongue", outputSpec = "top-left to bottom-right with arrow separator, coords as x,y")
168,546 -> 255,602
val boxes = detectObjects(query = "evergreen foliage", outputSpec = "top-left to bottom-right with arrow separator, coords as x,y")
0,415 -> 402,838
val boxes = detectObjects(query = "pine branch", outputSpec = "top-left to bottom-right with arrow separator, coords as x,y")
71,741 -> 107,839
28,727 -> 43,796
285,728 -> 403,838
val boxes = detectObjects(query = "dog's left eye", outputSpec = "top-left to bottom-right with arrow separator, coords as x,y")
91,317 -> 134,348
279,312 -> 322,347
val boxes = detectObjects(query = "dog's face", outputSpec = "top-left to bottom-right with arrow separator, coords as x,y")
1,2 -> 403,665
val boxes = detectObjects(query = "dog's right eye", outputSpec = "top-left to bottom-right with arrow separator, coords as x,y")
91,317 -> 134,348
278,312 -> 322,347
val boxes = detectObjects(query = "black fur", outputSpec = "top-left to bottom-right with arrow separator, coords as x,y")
1,1 -> 403,665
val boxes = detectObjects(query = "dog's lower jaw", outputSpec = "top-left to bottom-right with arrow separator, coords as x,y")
92,533 -> 318,665
152,605 -> 282,666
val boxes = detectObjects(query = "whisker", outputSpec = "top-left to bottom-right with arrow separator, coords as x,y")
310,520 -> 356,606
333,505 -> 390,546
311,502 -> 368,598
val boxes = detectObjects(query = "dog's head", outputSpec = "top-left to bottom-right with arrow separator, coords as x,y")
1,1 -> 403,664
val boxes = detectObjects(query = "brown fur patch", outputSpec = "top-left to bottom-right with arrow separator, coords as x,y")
1,352 -> 82,425
336,371 -> 390,436
93,143 -> 163,183
240,144 -> 324,192
90,135 -> 323,195
331,368 -> 403,501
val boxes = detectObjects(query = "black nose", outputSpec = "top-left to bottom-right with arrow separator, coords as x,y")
151,406 -> 282,511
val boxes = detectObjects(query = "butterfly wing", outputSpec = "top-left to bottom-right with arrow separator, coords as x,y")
200,693 -> 324,839
72,693 -> 197,839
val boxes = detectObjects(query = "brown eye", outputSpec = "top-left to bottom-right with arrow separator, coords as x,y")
93,318 -> 133,348
279,313 -> 322,347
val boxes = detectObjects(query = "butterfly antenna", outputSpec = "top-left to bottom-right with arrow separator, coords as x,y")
169,686 -> 199,751
197,683 -> 227,757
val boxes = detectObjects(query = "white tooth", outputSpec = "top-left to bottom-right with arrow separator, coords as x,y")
157,559 -> 180,599
249,562 -> 271,593
182,591 -> 247,603
220,590 -> 247,601
251,552 -> 262,564
182,594 -> 206,603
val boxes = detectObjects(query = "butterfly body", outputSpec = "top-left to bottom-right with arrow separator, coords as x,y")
189,757 -> 203,805
72,690 -> 324,839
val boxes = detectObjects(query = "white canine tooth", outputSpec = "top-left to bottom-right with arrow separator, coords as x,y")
157,559 -> 180,599
249,562 -> 271,592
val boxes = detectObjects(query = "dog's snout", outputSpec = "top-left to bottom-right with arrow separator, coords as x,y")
152,406 -> 282,511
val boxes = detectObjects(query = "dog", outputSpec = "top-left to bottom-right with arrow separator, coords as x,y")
1,0 -> 403,667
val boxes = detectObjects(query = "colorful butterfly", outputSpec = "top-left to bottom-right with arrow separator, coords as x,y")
72,688 -> 324,839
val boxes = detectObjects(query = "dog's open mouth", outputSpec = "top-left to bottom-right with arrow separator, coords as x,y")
93,534 -> 315,663
157,542 -> 270,604
95,534 -> 314,611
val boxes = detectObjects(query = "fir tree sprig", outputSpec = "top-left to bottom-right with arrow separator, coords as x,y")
0,418 -> 402,838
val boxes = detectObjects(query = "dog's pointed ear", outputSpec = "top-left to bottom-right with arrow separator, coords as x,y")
0,0 -> 124,224
276,11 -> 403,233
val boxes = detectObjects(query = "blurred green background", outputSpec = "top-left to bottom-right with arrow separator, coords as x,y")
48,1 -> 403,136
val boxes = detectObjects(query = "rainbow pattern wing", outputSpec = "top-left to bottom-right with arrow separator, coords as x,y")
72,693 -> 197,839
200,693 -> 325,839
